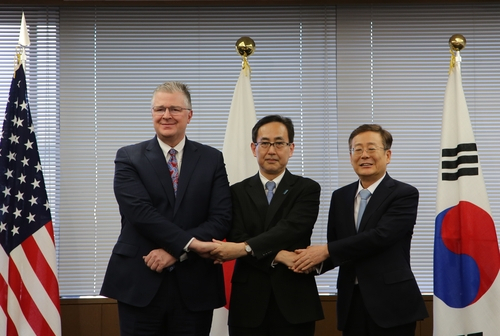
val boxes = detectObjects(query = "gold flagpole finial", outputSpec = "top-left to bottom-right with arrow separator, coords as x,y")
448,34 -> 466,74
235,36 -> 255,76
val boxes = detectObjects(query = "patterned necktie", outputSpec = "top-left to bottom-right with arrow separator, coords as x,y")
266,181 -> 276,204
167,148 -> 179,196
356,189 -> 371,231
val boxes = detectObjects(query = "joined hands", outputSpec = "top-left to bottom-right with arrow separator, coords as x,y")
144,240 -> 329,274
292,245 -> 329,274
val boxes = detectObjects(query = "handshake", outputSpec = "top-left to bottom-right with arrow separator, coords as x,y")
143,239 -> 330,274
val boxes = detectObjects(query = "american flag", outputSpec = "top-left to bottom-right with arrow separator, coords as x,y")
0,64 -> 61,336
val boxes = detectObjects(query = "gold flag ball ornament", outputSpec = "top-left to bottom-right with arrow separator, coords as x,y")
449,34 -> 466,51
235,36 -> 255,57
235,36 -> 255,72
448,34 -> 466,74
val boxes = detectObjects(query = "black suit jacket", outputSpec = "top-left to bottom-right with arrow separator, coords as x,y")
100,136 -> 232,311
227,170 -> 324,327
324,174 -> 428,329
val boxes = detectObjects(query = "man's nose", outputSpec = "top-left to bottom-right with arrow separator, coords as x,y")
267,144 -> 277,153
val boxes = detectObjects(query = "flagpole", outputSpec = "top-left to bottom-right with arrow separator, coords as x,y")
449,33 -> 466,52
448,33 -> 466,74
235,36 -> 255,75
210,36 -> 258,336
221,36 -> 259,185
16,12 -> 30,71
0,12 -> 62,336
434,33 -> 500,335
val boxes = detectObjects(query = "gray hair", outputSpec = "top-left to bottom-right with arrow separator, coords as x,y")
151,81 -> 192,108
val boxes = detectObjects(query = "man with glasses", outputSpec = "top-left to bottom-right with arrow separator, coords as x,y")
210,115 -> 324,336
100,81 -> 232,336
293,124 -> 428,336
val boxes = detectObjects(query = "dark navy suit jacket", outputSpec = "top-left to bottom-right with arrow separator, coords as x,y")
100,136 -> 232,311
324,174 -> 428,329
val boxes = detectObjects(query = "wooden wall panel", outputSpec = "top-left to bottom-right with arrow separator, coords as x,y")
60,296 -> 434,336
61,298 -> 118,336
420,296 -> 434,336
315,296 -> 342,336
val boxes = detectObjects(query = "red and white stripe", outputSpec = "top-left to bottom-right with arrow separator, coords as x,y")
0,222 -> 61,336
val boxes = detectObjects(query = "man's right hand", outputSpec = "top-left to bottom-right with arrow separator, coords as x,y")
275,250 -> 298,268
189,238 -> 221,259
143,249 -> 177,273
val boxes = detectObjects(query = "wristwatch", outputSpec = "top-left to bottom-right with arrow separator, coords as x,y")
244,243 -> 252,255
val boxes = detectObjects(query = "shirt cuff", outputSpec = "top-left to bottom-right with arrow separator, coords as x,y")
316,261 -> 323,274
184,237 -> 195,252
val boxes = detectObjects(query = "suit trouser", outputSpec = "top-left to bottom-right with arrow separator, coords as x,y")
117,269 -> 213,336
229,290 -> 315,336
343,285 -> 416,336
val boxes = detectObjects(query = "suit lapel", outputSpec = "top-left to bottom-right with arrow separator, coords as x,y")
247,173 -> 268,210
145,137 -> 176,207
175,138 -> 201,214
343,183 -> 358,235
245,170 -> 296,229
358,174 -> 395,232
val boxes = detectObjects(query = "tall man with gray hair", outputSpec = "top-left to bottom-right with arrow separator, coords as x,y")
101,81 -> 232,336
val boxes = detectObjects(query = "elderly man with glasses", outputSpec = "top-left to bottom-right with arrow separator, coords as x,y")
293,124 -> 428,336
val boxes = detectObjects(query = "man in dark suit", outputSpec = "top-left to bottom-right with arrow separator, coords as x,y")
210,115 -> 324,336
100,81 -> 232,336
293,124 -> 428,336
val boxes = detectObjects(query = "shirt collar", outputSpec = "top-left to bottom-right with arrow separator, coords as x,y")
157,136 -> 186,169
259,170 -> 286,190
158,136 -> 185,156
356,173 -> 386,196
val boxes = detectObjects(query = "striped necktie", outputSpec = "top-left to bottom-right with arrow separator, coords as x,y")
167,148 -> 179,196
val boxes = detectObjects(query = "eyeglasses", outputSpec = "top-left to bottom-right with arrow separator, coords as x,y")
350,146 -> 386,156
254,141 -> 291,149
151,106 -> 191,115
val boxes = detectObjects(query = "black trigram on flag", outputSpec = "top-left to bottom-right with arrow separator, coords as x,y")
441,143 -> 479,181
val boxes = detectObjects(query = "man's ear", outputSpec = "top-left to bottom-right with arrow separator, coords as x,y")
251,142 -> 257,157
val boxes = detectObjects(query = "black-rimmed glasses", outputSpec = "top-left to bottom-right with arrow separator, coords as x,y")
254,141 -> 291,149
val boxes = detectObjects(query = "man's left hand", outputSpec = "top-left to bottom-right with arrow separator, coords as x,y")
292,245 -> 329,273
210,240 -> 247,263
